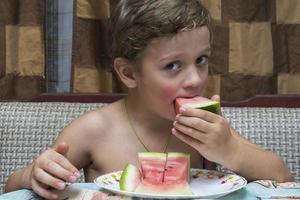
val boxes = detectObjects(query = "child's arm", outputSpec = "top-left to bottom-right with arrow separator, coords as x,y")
5,143 -> 80,199
172,107 -> 293,182
228,128 -> 293,182
4,110 -> 101,199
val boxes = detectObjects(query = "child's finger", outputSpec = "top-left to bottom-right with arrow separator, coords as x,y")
54,142 -> 69,156
34,168 -> 66,190
52,152 -> 80,178
210,94 -> 220,101
173,122 -> 207,142
172,128 -> 203,150
42,160 -> 77,183
175,115 -> 211,133
31,175 -> 59,199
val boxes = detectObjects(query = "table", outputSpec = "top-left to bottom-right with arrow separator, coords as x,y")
1,181 -> 300,200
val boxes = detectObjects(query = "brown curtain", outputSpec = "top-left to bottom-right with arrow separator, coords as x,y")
204,0 -> 300,100
0,0 -> 44,100
1,0 -> 300,101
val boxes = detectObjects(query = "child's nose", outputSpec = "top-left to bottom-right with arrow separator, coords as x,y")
182,67 -> 204,89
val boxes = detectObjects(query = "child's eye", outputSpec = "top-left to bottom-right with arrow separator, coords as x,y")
165,62 -> 180,71
196,55 -> 209,65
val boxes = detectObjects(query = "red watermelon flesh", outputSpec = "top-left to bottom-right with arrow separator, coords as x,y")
164,152 -> 190,183
175,96 -> 220,114
138,152 -> 166,184
120,152 -> 193,195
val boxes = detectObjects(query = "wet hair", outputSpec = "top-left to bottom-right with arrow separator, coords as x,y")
110,0 -> 211,62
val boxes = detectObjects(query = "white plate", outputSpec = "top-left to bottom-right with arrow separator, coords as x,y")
94,168 -> 247,199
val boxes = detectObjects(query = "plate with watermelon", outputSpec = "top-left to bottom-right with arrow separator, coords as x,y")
94,152 -> 247,199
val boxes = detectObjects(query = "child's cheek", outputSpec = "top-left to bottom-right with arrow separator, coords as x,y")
160,84 -> 177,101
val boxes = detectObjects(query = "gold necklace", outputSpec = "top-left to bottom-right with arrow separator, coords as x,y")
123,99 -> 171,153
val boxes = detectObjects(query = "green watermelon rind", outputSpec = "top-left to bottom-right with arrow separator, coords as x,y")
187,101 -> 220,113
138,152 -> 167,159
167,152 -> 190,158
120,163 -> 141,191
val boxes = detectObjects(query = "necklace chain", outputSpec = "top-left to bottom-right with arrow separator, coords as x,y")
124,99 -> 171,153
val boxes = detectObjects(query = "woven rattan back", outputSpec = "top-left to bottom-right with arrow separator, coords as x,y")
223,107 -> 300,183
0,102 -> 299,193
0,102 -> 103,194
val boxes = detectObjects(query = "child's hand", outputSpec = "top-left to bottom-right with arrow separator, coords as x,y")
28,142 -> 80,199
172,95 -> 238,165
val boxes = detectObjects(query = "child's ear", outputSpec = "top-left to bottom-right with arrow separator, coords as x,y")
113,57 -> 137,88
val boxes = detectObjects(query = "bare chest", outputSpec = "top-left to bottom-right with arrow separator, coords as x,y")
84,134 -> 203,181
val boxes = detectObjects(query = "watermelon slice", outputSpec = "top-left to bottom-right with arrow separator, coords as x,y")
119,163 -> 142,192
138,152 -> 167,184
164,152 -> 190,183
120,152 -> 193,195
175,96 -> 220,114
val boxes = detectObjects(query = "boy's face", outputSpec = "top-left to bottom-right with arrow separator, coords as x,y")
134,26 -> 211,120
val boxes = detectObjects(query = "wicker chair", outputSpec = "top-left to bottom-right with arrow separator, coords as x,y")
0,94 -> 299,194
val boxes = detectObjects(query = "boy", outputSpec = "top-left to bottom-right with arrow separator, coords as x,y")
5,0 -> 292,199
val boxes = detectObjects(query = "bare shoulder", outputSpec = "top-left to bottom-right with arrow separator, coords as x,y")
60,100 -> 124,139
51,99 -> 126,169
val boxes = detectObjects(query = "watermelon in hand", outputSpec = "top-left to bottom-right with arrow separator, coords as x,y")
175,96 -> 220,114
120,152 -> 193,195
175,96 -> 220,170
